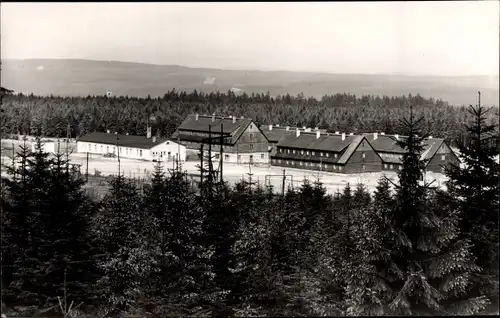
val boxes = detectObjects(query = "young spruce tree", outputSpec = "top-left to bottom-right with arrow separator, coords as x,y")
442,100 -> 499,311
345,108 -> 489,315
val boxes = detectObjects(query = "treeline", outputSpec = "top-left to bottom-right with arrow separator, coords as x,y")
1,90 -> 497,147
1,105 -> 498,317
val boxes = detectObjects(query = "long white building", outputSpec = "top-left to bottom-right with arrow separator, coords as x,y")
77,131 -> 186,162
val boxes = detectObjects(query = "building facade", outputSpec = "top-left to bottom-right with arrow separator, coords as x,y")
271,129 -> 383,174
171,114 -> 270,164
364,132 -> 460,173
77,131 -> 186,162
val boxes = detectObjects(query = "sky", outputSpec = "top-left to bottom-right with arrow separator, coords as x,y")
1,1 -> 499,76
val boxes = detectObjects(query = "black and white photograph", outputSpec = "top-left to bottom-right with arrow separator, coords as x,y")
0,1 -> 499,317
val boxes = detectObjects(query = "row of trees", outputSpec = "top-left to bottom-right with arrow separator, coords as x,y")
1,104 -> 498,317
1,90 -> 497,147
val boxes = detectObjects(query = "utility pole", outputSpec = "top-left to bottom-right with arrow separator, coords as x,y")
200,144 -> 204,190
282,168 -> 286,196
208,124 -> 212,187
220,123 -> 224,183
116,134 -> 121,177
66,123 -> 71,174
86,152 -> 89,182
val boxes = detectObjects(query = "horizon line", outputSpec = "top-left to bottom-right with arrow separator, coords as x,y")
2,57 -> 499,78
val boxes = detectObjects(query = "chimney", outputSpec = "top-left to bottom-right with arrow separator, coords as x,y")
232,116 -> 236,124
212,113 -> 215,122
269,124 -> 273,131
147,126 -> 152,139
373,132 -> 378,140
342,133 -> 346,141
107,129 -> 110,134
286,126 -> 290,131
335,131 -> 340,135
296,128 -> 301,137
195,113 -> 199,121
152,136 -> 157,143
395,134 -> 399,140
316,130 -> 320,139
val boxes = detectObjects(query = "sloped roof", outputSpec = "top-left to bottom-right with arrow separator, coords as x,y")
364,133 -> 448,164
260,125 -> 328,143
172,114 -> 253,144
277,132 -> 355,152
337,136 -> 365,164
78,132 -> 176,149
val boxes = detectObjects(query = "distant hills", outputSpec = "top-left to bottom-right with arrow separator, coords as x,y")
1,58 -> 498,106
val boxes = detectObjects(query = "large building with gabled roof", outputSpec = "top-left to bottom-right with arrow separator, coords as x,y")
171,113 -> 270,164
271,129 -> 383,173
363,132 -> 460,173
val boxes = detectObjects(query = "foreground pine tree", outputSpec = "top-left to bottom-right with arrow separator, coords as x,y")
345,109 -> 489,315
442,101 -> 499,311
142,162 -> 210,316
92,174 -> 150,316
2,138 -> 97,314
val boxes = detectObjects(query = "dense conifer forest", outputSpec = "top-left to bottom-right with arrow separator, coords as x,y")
1,100 -> 498,317
1,90 -> 498,147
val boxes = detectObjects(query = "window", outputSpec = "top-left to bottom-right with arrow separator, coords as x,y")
300,162 -> 303,166
112,147 -> 115,153
139,150 -> 143,157
320,152 -> 323,157
286,161 -> 289,165
261,154 -> 264,159
301,150 -> 304,155
362,153 -> 365,159
390,164 -> 393,169
250,155 -> 254,162
250,124 -> 253,129
312,151 -> 315,155
100,145 -> 103,151
333,165 -> 337,170
249,133 -> 254,139
326,153 -> 329,157
363,164 -> 366,170
166,141 -> 170,145
306,151 -> 310,155
334,154 -> 338,158
95,145 -> 97,151
293,150 -> 296,154
441,155 -> 446,161
287,149 -> 290,154
399,165 -> 403,170
225,154 -> 230,160
339,166 -> 343,171
278,159 -> 282,164
106,146 -> 109,153
384,164 -> 388,169
88,144 -> 91,151
317,163 -> 321,167
238,155 -> 242,161
272,159 -> 276,164
215,154 -> 220,159
250,144 -> 254,150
